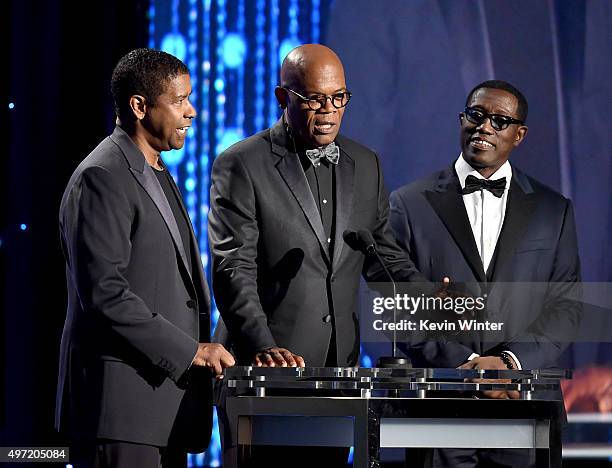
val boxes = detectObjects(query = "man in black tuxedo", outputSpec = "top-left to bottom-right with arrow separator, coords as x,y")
209,44 -> 430,466
390,80 -> 581,467
56,48 -> 234,468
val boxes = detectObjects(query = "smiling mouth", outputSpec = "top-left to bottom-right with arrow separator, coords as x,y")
469,137 -> 495,150
314,122 -> 336,134
176,126 -> 190,136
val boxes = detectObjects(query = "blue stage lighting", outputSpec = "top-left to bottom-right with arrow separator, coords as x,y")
361,354 -> 373,368
9,102 -> 15,109
20,224 -> 27,231
221,33 -> 247,68
185,178 -> 196,192
160,33 -> 187,62
216,128 -> 243,154
162,146 -> 185,166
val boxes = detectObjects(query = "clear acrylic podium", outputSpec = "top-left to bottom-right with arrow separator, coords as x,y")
222,367 -> 569,468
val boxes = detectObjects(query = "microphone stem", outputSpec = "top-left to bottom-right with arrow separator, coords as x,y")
372,248 -> 398,359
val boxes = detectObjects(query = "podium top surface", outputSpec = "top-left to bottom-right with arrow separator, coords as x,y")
224,367 -> 570,394
224,366 -> 571,380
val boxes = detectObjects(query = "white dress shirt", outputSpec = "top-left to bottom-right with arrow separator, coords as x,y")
455,155 -> 522,369
455,154 -> 512,272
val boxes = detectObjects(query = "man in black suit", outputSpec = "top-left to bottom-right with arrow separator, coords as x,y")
209,44 -> 430,466
209,44 -> 428,369
56,48 -> 234,468
390,80 -> 581,467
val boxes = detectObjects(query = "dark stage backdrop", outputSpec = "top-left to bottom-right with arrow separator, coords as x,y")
4,0 -> 611,466
3,0 -> 150,456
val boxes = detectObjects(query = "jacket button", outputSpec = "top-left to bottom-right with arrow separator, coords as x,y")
322,314 -> 332,323
186,299 -> 197,309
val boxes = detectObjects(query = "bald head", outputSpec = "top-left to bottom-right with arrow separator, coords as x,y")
280,44 -> 345,90
276,44 -> 348,148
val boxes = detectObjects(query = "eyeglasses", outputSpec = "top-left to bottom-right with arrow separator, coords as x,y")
462,106 -> 523,131
284,88 -> 352,110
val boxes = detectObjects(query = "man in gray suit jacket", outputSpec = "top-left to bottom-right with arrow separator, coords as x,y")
56,49 -> 234,468
390,80 -> 581,467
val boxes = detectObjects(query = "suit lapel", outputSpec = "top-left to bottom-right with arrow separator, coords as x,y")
271,120 -> 331,264
162,165 -> 212,308
488,169 -> 536,282
332,147 -> 355,269
110,127 -> 193,283
424,166 -> 487,282
130,166 -> 193,282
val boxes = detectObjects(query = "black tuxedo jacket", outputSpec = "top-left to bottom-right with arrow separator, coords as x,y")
209,119 -> 427,367
56,126 -> 212,450
389,165 -> 582,369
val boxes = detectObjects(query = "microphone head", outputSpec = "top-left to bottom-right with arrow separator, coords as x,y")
343,229 -> 376,254
357,229 -> 376,248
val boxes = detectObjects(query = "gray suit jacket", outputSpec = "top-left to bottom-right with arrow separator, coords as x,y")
56,126 -> 212,450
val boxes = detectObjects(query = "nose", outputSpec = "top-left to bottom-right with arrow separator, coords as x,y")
185,99 -> 196,119
317,95 -> 335,113
475,116 -> 494,133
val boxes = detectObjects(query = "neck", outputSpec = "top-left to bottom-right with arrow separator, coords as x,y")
123,125 -> 163,170
476,167 -> 500,179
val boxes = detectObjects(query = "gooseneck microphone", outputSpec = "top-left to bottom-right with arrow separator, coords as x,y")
344,229 -> 411,368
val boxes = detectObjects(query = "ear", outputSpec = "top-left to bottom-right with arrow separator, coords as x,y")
129,95 -> 147,121
275,86 -> 288,109
513,125 -> 528,147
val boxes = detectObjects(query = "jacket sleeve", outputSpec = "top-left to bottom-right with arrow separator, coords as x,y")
208,152 -> 277,359
388,189 -> 476,367
61,165 -> 198,382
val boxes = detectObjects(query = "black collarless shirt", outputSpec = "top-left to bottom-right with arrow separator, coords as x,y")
153,167 -> 194,274
298,153 -> 336,255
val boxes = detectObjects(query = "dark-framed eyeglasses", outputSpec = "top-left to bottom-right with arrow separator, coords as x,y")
462,106 -> 523,131
284,87 -> 352,110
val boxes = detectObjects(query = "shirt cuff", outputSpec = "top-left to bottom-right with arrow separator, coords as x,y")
503,350 -> 522,370
468,353 -> 480,361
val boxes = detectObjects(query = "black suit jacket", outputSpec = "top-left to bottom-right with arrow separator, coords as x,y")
389,165 -> 582,370
209,119 -> 427,367
56,126 -> 212,450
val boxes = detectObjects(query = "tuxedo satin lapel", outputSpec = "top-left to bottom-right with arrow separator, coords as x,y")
276,152 -> 330,263
332,148 -> 354,269
488,177 -> 536,283
424,168 -> 487,282
130,165 -> 192,281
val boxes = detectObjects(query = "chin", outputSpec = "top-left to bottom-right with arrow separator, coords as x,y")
170,140 -> 186,151
312,135 -> 336,147
464,152 -> 492,167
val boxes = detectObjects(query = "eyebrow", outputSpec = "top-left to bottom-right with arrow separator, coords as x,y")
470,105 -> 514,116
304,88 -> 348,95
174,92 -> 191,101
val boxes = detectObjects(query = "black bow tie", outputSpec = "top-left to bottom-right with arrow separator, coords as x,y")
462,174 -> 507,198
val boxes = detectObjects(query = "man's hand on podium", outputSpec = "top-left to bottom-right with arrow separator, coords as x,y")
193,343 -> 236,378
253,347 -> 306,368
459,356 -> 520,400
